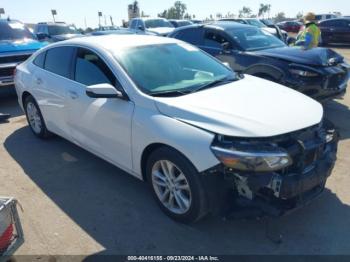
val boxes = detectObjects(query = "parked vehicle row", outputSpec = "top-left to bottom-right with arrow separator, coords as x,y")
14,35 -> 341,222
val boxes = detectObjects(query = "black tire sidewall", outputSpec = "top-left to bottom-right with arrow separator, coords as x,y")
146,147 -> 208,223
24,96 -> 49,138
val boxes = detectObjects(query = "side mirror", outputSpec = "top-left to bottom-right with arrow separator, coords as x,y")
138,25 -> 145,31
36,33 -> 49,40
86,83 -> 124,99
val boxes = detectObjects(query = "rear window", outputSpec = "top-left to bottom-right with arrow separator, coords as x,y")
33,52 -> 46,68
44,47 -> 75,78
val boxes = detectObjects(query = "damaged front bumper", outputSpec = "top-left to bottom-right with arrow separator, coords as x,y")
205,121 -> 339,219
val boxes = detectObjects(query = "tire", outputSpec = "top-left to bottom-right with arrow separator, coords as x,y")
146,147 -> 209,223
24,95 -> 52,139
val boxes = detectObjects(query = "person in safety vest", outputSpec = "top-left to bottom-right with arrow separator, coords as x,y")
295,12 -> 321,49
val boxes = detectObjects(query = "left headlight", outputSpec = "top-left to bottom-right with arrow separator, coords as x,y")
211,145 -> 292,172
289,68 -> 318,77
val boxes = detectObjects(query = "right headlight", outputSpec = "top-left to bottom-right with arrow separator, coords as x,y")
211,144 -> 292,172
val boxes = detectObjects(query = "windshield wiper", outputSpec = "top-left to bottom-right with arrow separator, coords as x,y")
150,90 -> 191,97
191,77 -> 237,93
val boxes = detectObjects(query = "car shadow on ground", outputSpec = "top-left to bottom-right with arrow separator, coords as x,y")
4,126 -> 350,255
0,96 -> 24,120
324,100 -> 350,140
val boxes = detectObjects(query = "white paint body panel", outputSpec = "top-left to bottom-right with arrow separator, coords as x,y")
14,35 -> 323,181
155,75 -> 323,137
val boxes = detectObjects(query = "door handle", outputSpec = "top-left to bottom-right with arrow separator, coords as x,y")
68,91 -> 79,99
35,77 -> 42,85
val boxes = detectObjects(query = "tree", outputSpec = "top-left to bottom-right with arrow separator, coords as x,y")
239,6 -> 252,18
274,12 -> 286,22
174,1 -> 187,19
296,12 -> 303,19
258,4 -> 271,18
158,10 -> 167,18
216,13 -> 223,19
158,1 -> 187,19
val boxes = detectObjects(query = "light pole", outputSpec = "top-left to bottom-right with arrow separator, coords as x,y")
0,8 -> 5,19
98,11 -> 102,29
51,9 -> 57,22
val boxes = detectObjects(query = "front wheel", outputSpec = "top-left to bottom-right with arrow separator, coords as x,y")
146,147 -> 209,223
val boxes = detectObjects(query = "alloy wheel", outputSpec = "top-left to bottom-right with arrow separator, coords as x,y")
26,102 -> 42,134
151,160 -> 192,215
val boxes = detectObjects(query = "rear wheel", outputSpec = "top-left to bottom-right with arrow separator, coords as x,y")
146,147 -> 209,223
24,96 -> 52,139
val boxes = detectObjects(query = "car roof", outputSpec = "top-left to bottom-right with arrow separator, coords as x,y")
56,35 -> 183,53
320,17 -> 350,22
175,21 -> 253,31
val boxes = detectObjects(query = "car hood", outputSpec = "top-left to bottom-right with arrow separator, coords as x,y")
154,75 -> 323,137
51,34 -> 83,42
147,27 -> 174,36
0,38 -> 47,54
253,46 -> 344,66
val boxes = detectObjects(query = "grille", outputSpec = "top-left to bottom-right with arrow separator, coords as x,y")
0,67 -> 15,77
0,54 -> 31,64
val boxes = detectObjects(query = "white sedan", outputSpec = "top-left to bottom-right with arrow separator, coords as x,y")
14,35 -> 337,223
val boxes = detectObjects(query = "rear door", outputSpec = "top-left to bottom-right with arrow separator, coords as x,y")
66,47 -> 134,170
31,46 -> 75,137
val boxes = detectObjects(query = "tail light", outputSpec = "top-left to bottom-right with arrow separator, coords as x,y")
0,198 -> 23,257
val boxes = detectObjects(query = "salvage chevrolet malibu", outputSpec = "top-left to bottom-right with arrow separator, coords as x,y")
14,35 -> 338,223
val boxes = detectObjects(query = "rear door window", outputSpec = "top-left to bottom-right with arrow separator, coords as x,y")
44,46 -> 75,78
33,52 -> 46,68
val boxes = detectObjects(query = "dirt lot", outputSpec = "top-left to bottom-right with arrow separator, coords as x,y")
1,47 -> 350,257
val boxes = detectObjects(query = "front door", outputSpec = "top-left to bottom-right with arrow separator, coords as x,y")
66,47 -> 134,171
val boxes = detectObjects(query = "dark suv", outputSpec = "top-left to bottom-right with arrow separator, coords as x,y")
34,22 -> 83,42
169,22 -> 350,101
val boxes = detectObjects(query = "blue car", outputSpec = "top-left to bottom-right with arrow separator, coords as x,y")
169,22 -> 350,101
0,19 -> 47,95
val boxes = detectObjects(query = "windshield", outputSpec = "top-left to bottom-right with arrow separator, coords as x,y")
177,21 -> 192,27
115,43 -> 236,96
145,19 -> 174,28
246,19 -> 267,28
48,25 -> 79,35
0,21 -> 35,41
227,27 -> 286,51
